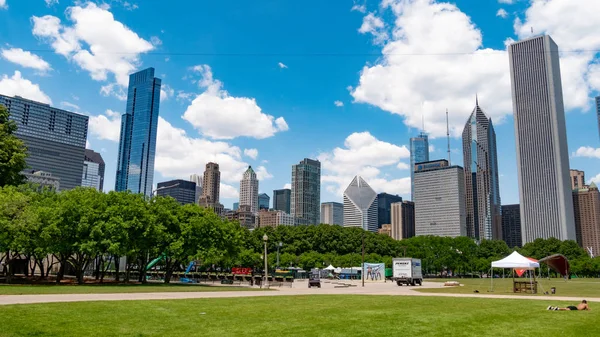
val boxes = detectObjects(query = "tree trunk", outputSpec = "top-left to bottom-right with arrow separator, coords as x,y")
56,258 -> 65,284
36,258 -> 45,278
114,255 -> 120,282
100,256 -> 112,283
164,258 -> 172,284
95,256 -> 102,280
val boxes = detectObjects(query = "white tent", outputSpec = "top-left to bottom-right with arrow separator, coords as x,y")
491,251 -> 540,269
324,265 -> 335,271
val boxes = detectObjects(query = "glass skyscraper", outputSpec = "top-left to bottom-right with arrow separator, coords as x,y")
596,96 -> 600,142
115,68 -> 162,197
291,158 -> 321,225
410,132 -> 429,200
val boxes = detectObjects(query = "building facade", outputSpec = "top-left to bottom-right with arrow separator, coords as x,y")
225,205 -> 255,229
115,68 -> 161,197
321,202 -> 343,225
596,96 -> 600,142
391,201 -> 415,240
273,189 -> 291,214
410,132 -> 429,200
570,170 -> 585,190
239,166 -> 259,213
82,149 -> 105,191
291,159 -> 321,225
377,193 -> 403,229
233,202 -> 239,211
378,224 -> 392,237
509,35 -> 576,243
190,174 -> 203,203
572,183 -> 600,257
23,170 -> 60,191
198,162 -> 223,214
1,94 -> 88,190
462,101 -> 502,241
258,193 -> 270,210
414,160 -> 467,238
156,179 -> 197,205
501,204 -> 522,248
257,210 -> 295,228
343,176 -> 378,232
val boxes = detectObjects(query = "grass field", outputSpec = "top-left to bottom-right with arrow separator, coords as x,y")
417,278 -> 600,298
0,283 -> 261,295
0,295 -> 597,336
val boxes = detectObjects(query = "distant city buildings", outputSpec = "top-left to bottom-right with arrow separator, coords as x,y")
225,205 -> 255,229
414,160 -> 466,238
23,170 -> 60,191
156,179 -> 196,205
508,35 -> 576,243
1,94 -> 88,190
239,166 -> 259,213
572,181 -> 600,257
410,132 -> 429,200
257,209 -> 295,228
391,201 -> 415,240
462,101 -> 501,241
377,193 -> 402,229
321,202 -> 343,225
291,158 -> 321,225
198,162 -> 223,214
343,176 -> 378,232
378,224 -> 392,237
189,174 -> 203,203
258,193 -> 270,210
233,202 -> 239,211
82,149 -> 105,191
570,170 -> 585,190
273,189 -> 291,214
115,68 -> 162,197
501,204 -> 522,248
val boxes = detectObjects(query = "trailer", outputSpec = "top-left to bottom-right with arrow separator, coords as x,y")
392,258 -> 423,286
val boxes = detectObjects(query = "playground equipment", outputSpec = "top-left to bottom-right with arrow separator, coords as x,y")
146,254 -> 166,271
180,261 -> 197,283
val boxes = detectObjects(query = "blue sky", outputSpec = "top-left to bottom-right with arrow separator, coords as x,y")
0,0 -> 599,209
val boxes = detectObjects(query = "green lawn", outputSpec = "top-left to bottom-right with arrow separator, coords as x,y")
418,278 -> 600,298
0,283 -> 261,295
0,296 -> 597,336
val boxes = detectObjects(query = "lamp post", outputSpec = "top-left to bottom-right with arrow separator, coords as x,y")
276,242 -> 282,269
263,234 -> 269,288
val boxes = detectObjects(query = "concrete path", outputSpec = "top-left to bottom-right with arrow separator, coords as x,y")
1,280 -> 598,306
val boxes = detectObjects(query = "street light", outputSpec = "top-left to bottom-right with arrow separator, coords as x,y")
263,234 -> 269,288
276,242 -> 283,269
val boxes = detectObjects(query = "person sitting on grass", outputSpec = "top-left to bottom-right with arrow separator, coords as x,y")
547,300 -> 590,311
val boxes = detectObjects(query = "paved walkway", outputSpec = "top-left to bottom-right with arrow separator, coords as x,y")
1,280 -> 598,305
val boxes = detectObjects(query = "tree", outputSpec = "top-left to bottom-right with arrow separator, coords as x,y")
0,104 -> 27,187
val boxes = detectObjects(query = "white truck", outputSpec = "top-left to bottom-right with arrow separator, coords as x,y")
392,258 -> 423,286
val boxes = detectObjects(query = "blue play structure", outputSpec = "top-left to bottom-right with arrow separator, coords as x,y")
180,261 -> 197,283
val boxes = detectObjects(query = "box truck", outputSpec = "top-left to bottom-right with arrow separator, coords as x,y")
392,258 -> 423,286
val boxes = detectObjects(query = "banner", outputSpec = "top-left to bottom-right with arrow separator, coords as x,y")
362,263 -> 385,282
232,267 -> 252,275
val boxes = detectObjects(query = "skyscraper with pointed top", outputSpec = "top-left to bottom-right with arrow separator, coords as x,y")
462,99 -> 502,241
343,176 -> 378,232
240,166 -> 259,214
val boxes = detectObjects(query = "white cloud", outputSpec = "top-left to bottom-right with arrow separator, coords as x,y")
396,162 -> 409,170
86,139 -> 90,148
278,62 -> 288,69
32,2 -> 153,98
573,146 -> 600,159
1,48 -> 51,71
256,166 -> 273,180
283,183 -> 291,189
244,148 -> 258,159
176,91 -> 194,102
60,101 -> 80,111
122,1 -> 138,11
590,173 -> 600,185
496,8 -> 508,18
100,83 -> 127,101
351,4 -> 367,13
352,0 -> 513,137
45,0 -> 58,7
358,12 -> 388,45
160,84 -> 174,102
182,64 -> 289,139
334,100 -> 344,107
429,144 -> 435,152
0,0 -> 6,9
498,0 -> 513,4
0,71 -> 52,104
150,36 -> 162,46
318,131 -> 411,196
88,109 -> 122,141
220,183 -> 239,199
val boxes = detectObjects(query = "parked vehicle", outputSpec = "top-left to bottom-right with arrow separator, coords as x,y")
308,273 -> 321,288
392,258 -> 423,286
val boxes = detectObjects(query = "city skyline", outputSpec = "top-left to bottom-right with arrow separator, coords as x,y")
0,1 -> 599,209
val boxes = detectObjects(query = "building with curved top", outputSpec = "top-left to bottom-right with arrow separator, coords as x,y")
343,176 -> 378,232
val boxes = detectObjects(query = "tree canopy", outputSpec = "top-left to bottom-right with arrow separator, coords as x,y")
0,104 -> 28,187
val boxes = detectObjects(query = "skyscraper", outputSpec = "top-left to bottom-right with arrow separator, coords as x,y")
596,96 -> 600,142
273,189 -> 291,214
1,94 -> 88,190
376,193 -> 403,228
321,202 -> 343,225
291,158 -> 321,225
199,162 -> 223,214
572,182 -> 600,257
258,193 -> 270,210
343,176 -> 378,232
462,101 -> 502,241
501,204 -> 522,248
189,174 -> 203,203
508,35 -> 576,243
239,166 -> 259,213
570,169 -> 585,190
115,68 -> 161,197
410,132 -> 429,200
82,149 -> 105,191
156,179 -> 197,205
391,201 -> 415,240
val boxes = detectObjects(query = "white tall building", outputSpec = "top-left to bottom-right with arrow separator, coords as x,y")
343,176 -> 378,232
239,166 -> 259,214
508,35 -> 576,243
190,173 -> 203,203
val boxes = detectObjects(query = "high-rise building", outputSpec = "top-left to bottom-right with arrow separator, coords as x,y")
190,174 -> 203,203
239,166 -> 259,213
273,189 -> 291,213
1,95 -> 88,190
414,160 -> 466,238
570,170 -> 586,190
391,201 -> 415,240
508,35 -> 576,243
156,179 -> 197,205
462,101 -> 502,241
224,205 -> 255,229
378,224 -> 392,237
233,202 -> 239,211
258,193 -> 270,210
573,183 -> 600,257
321,202 -> 343,225
410,132 -> 429,200
501,204 -> 522,248
82,149 -> 105,191
199,162 -> 223,214
291,159 -> 321,225
596,96 -> 600,142
115,68 -> 161,197
343,176 -> 378,232
257,209 -> 295,228
377,193 -> 403,228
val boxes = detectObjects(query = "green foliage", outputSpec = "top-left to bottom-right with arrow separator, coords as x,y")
0,104 -> 28,187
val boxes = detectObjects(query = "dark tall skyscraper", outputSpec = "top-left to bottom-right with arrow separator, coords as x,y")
258,193 -> 270,210
462,101 -> 501,241
596,96 -> 600,142
1,94 -> 88,190
377,193 -> 403,228
156,179 -> 197,205
291,159 -> 321,225
273,189 -> 291,214
115,68 -> 161,197
410,132 -> 429,200
502,204 -> 522,248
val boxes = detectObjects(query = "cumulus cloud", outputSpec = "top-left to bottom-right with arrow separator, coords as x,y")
256,166 -> 273,180
278,62 -> 288,69
498,0 -> 513,4
396,162 -> 410,170
182,64 -> 289,139
220,183 -> 239,199
358,12 -> 388,45
244,148 -> 258,159
0,0 -> 6,9
283,183 -> 291,189
496,8 -> 508,18
60,101 -> 80,111
0,71 -> 52,104
590,173 -> 600,185
1,48 -> 51,71
334,100 -> 344,107
88,109 -> 122,141
45,0 -> 58,7
573,146 -> 600,159
351,3 -> 367,13
150,36 -> 162,46
160,84 -> 174,102
318,131 -> 411,196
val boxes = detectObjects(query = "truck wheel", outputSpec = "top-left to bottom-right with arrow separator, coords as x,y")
397,281 -> 402,286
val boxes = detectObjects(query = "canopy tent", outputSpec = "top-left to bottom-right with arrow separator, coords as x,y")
334,267 -> 342,274
539,254 -> 570,277
491,251 -> 540,269
515,257 -> 539,277
324,265 -> 335,271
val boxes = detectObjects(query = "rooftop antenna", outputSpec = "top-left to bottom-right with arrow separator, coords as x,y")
531,27 -> 533,35
446,109 -> 451,165
476,93 -> 479,107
